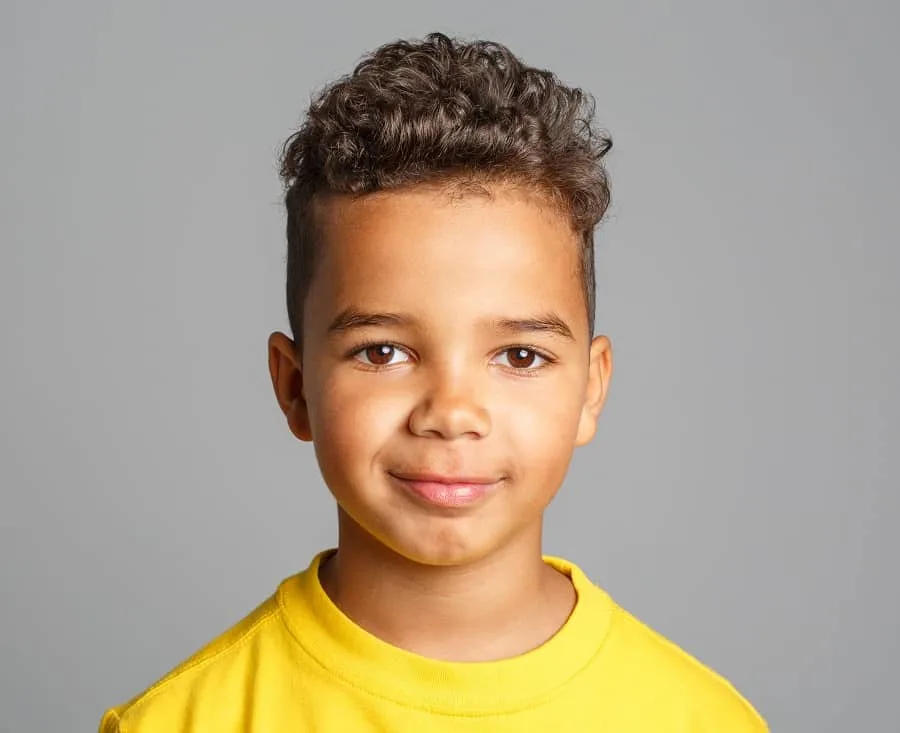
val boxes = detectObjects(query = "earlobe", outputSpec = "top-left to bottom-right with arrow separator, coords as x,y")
267,332 -> 313,442
575,335 -> 613,447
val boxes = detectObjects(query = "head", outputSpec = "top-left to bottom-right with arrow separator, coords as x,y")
269,33 -> 613,568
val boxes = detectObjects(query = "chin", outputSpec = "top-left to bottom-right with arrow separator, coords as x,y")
338,501 -> 526,569
380,527 -> 508,569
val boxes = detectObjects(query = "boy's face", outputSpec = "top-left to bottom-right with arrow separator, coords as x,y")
269,186 -> 611,567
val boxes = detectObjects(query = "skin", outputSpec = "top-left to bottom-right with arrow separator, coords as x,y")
268,185 -> 612,661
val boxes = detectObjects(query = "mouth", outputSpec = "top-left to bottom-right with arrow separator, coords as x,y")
388,471 -> 503,508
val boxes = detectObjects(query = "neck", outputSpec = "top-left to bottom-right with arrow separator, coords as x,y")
318,510 -> 576,662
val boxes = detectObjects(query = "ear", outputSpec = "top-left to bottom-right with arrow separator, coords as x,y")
575,335 -> 613,447
267,332 -> 313,442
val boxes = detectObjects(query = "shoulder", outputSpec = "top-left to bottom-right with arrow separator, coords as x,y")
600,599 -> 768,731
98,588 -> 289,733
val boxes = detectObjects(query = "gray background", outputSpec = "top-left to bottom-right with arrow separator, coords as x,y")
2,1 -> 897,731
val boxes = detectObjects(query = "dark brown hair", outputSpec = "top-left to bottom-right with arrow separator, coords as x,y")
279,32 -> 612,344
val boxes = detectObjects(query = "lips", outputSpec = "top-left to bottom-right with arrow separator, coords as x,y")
391,472 -> 499,485
389,471 -> 502,508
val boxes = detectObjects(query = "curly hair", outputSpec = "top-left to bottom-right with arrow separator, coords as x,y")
279,32 -> 612,344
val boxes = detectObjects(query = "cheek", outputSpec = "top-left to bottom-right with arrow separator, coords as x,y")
499,378 -> 584,469
309,375 -> 409,462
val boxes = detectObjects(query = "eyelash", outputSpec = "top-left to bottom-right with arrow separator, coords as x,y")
345,340 -> 557,374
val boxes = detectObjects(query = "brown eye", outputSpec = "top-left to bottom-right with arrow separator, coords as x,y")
492,347 -> 551,371
505,348 -> 537,369
365,345 -> 396,365
353,344 -> 410,367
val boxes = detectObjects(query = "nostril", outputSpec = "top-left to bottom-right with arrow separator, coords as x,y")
407,396 -> 491,440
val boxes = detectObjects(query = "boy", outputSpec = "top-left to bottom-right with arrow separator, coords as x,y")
99,32 -> 767,731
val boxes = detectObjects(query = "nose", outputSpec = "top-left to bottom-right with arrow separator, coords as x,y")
407,365 -> 491,440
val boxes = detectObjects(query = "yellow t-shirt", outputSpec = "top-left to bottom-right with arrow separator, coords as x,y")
99,552 -> 767,732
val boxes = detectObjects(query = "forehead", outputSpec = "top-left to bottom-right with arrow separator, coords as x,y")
306,187 -> 586,332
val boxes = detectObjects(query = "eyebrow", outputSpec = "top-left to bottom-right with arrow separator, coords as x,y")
327,308 -> 575,341
327,308 -> 415,334
491,314 -> 576,341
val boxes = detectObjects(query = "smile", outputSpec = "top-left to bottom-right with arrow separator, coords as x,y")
388,472 -> 503,508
